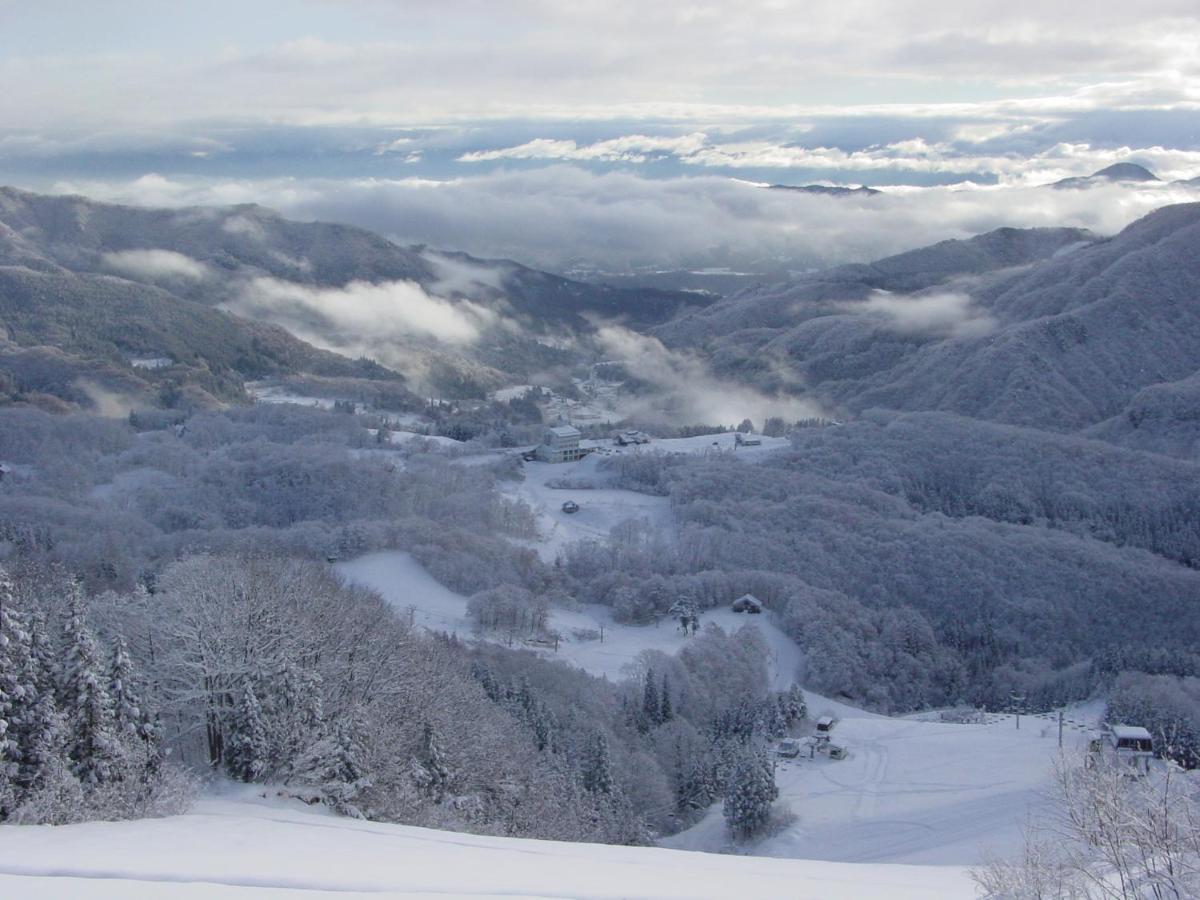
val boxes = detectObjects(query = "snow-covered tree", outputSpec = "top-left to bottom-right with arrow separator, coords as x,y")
0,567 -> 30,817
226,681 -> 269,783
642,668 -> 660,729
581,730 -> 615,795
659,673 -> 673,724
59,588 -> 123,786
108,636 -> 142,738
410,721 -> 451,802
292,715 -> 369,818
723,746 -> 779,839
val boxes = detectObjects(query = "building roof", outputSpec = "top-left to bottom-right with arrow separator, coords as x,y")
1110,725 -> 1153,740
547,425 -> 581,439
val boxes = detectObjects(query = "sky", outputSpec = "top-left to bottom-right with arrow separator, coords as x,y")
2,0 -> 1199,273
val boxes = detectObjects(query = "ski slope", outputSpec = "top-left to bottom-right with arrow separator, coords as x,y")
0,792 -> 976,899
664,708 -> 1102,866
336,550 -> 801,684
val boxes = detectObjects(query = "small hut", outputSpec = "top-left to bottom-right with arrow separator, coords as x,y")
731,594 -> 764,614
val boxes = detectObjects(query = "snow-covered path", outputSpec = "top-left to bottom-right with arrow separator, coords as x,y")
0,795 -> 976,899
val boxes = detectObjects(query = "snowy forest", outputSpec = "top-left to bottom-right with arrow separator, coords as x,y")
0,402 -> 805,839
3,385 -> 1200,841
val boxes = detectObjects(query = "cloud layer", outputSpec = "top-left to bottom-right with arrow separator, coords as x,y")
101,249 -> 210,282
852,290 -> 997,339
224,277 -> 504,371
58,168 -> 1200,277
596,325 -> 823,426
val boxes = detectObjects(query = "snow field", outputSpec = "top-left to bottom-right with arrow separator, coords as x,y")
336,551 -> 802,684
0,794 -> 976,899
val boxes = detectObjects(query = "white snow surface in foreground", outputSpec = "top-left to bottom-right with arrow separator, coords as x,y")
0,792 -> 975,899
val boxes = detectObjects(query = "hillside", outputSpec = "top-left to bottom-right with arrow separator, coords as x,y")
656,203 -> 1200,434
0,187 -> 712,405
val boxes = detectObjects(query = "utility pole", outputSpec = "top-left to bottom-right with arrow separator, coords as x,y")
1010,692 -> 1026,731
1058,709 -> 1064,748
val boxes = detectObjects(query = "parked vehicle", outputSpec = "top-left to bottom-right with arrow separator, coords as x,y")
815,715 -> 839,736
561,500 -> 580,514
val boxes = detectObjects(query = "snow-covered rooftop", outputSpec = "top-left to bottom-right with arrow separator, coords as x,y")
1110,725 -> 1153,740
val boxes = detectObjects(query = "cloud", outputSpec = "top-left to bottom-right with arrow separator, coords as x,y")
459,134 -> 709,164
101,248 -> 210,282
456,132 -> 1200,183
595,325 -> 823,426
224,277 -> 503,368
46,166 -> 1200,279
2,2 -> 1199,132
849,290 -> 997,339
421,251 -> 510,297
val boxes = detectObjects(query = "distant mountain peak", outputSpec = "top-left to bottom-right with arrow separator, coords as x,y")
1090,162 -> 1159,182
1051,162 -> 1159,189
767,184 -> 882,197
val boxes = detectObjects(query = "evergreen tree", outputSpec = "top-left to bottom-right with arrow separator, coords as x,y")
677,759 -> 715,815
292,715 -> 369,817
723,746 -> 779,839
108,636 -> 141,738
15,613 -> 69,801
581,730 -> 615,794
642,668 -> 660,729
0,567 -> 30,817
412,721 -> 450,801
59,589 -> 123,786
299,668 -> 325,735
227,681 -> 270,782
783,685 -> 808,724
659,673 -> 673,724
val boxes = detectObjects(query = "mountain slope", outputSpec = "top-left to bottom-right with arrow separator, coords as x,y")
659,203 -> 1200,434
0,187 -> 714,401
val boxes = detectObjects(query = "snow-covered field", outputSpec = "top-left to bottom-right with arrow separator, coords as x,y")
504,430 -> 789,561
0,791 -> 976,899
336,550 -> 798,683
664,709 -> 1101,866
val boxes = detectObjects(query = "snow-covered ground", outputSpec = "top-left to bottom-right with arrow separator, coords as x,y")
503,430 -> 789,561
336,551 -> 474,635
663,708 -> 1102,867
0,792 -> 975,899
506,451 -> 673,560
335,550 -> 800,684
